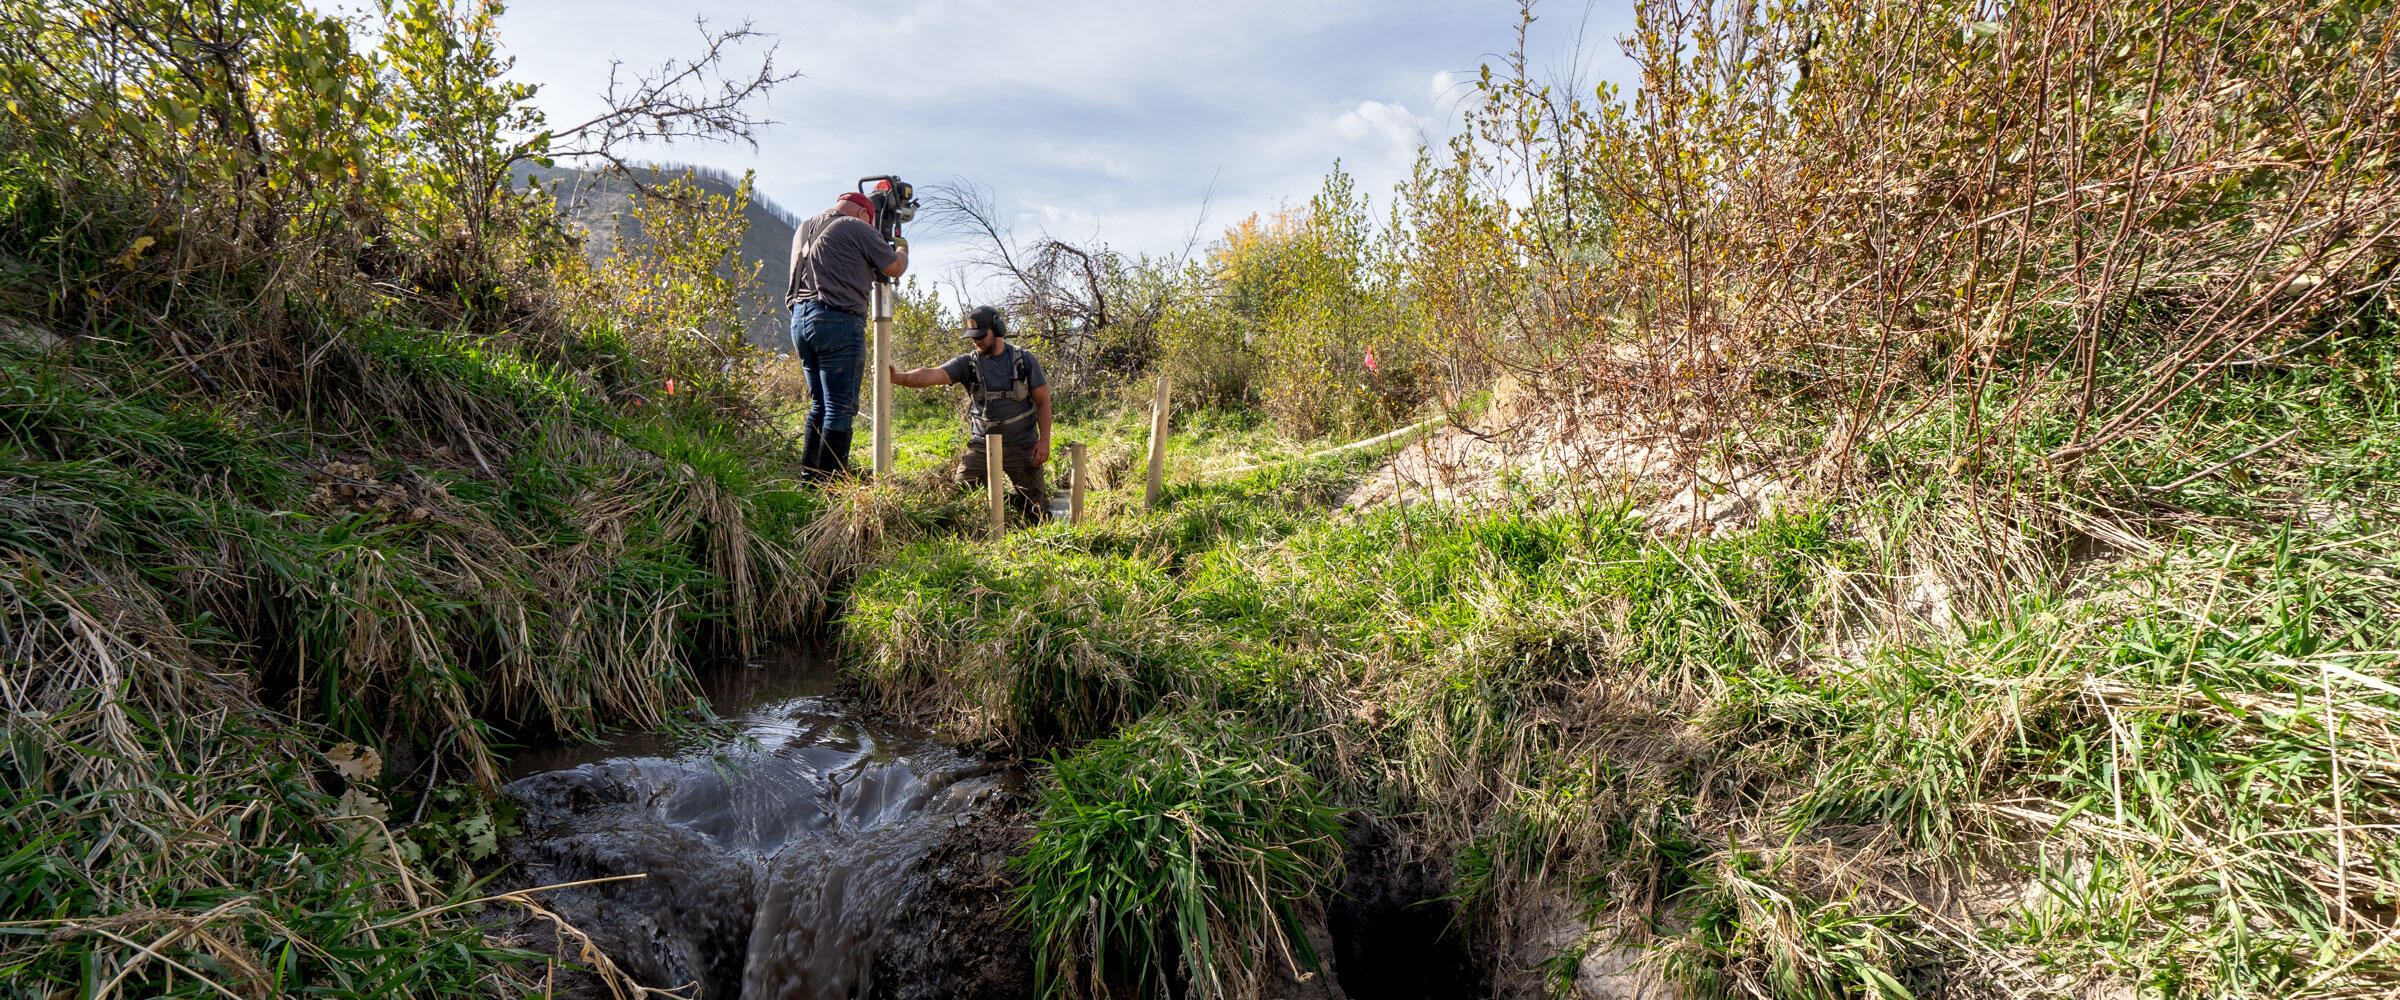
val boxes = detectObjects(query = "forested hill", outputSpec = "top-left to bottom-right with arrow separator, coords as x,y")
517,162 -> 801,352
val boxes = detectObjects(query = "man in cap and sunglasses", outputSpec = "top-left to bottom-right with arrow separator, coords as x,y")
787,190 -> 909,480
887,306 -> 1053,521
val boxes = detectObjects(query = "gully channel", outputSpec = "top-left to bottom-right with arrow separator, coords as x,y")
497,647 -> 1034,999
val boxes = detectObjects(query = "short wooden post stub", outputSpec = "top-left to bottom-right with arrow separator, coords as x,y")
1069,442 -> 1087,524
1144,376 -> 1170,510
987,432 -> 1006,536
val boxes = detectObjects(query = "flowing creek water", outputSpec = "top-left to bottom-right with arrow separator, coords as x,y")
499,648 -> 1030,999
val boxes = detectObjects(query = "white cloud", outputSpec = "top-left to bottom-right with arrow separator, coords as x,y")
1019,201 -> 1103,236
1429,69 -> 1456,104
1334,100 -> 1427,147
1029,141 -> 1140,182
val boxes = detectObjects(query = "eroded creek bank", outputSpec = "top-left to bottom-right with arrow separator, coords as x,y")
495,647 -> 1499,999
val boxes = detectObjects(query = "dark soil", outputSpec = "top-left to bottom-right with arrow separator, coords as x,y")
1326,820 -> 1490,999
865,783 -> 1037,1000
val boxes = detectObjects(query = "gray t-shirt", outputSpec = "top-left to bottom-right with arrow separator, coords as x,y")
939,343 -> 1048,448
786,209 -> 899,315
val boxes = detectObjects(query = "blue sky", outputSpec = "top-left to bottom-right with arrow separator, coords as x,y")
488,0 -> 1638,289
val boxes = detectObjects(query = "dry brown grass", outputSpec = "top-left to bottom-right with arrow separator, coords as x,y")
1420,0 -> 2400,499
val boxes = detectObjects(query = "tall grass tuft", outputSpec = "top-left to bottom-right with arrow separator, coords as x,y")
1013,711 -> 1344,999
0,550 -> 535,997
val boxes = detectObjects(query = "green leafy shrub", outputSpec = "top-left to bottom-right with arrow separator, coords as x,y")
1197,165 -> 1440,437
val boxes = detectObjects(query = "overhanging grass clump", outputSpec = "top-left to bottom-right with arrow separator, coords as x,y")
1013,710 -> 1342,999
846,543 -> 1212,745
0,332 -> 825,773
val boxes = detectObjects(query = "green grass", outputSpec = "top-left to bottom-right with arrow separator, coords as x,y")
845,388 -> 1369,489
1012,710 -> 1343,999
0,330 -> 824,752
846,328 -> 2400,998
0,682 -> 534,999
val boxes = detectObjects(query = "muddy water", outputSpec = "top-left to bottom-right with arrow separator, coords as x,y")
501,649 -> 1024,999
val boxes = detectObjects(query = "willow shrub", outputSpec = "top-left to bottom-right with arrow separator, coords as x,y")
1403,0 -> 2400,481
1195,166 -> 1443,439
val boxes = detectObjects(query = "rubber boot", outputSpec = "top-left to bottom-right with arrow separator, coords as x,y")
822,427 -> 855,480
800,424 -> 827,483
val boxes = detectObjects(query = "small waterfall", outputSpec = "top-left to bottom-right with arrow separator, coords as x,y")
501,659 -> 1021,999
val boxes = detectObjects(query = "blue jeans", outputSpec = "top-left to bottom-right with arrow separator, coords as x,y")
789,300 -> 865,434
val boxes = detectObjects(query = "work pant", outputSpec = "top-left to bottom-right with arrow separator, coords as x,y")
790,301 -> 865,476
959,439 -> 1048,522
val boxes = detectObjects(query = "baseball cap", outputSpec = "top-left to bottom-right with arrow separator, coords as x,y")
837,191 -> 875,221
956,305 -> 1007,339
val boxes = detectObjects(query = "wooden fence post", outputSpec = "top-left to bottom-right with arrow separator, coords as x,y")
987,433 -> 1006,536
1144,375 -> 1169,510
1069,441 -> 1087,524
872,283 -> 893,477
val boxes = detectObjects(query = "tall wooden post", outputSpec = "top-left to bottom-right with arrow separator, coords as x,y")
1068,442 -> 1087,525
871,283 -> 893,477
1144,375 -> 1170,510
986,433 -> 1006,537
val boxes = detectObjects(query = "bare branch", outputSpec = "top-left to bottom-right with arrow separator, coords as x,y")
919,180 -> 1162,390
921,180 -> 1028,283
544,18 -> 796,165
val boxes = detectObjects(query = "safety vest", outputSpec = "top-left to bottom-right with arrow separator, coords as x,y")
966,344 -> 1035,437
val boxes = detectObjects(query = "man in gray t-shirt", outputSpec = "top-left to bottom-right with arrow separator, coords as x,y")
886,305 -> 1053,522
787,191 -> 908,480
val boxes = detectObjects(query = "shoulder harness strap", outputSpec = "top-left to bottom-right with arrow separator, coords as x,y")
971,346 -> 1038,434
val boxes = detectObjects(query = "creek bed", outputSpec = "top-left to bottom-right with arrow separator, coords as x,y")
498,646 -> 1033,999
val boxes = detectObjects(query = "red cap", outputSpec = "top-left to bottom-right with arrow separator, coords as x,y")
837,191 -> 875,222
